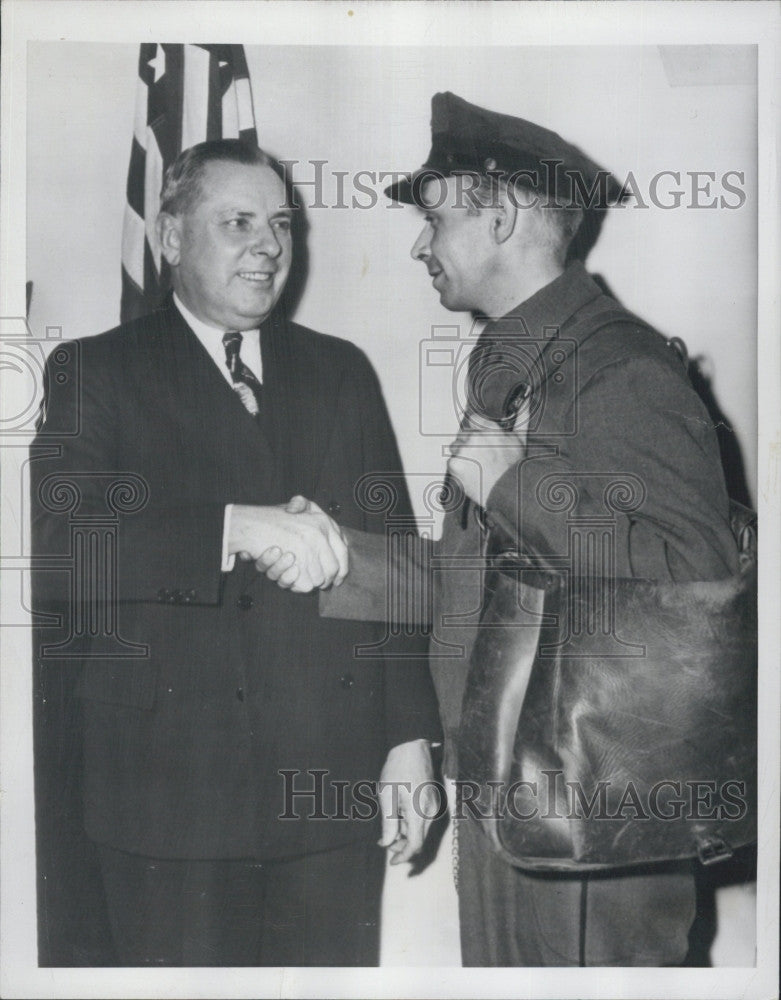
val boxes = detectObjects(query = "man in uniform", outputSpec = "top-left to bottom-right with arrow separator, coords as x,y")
261,93 -> 739,965
31,139 -> 439,967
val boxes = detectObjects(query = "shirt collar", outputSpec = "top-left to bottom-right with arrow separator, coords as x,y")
172,292 -> 260,341
172,292 -> 262,383
482,261 -> 604,339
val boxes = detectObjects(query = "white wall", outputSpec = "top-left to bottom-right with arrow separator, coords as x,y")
27,42 -> 757,513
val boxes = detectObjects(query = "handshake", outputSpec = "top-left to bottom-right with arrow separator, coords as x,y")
228,496 -> 348,593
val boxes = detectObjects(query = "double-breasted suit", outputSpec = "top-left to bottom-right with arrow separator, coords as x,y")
31,299 -> 438,961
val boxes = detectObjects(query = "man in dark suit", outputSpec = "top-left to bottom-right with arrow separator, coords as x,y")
30,139 -> 440,967
263,94 -> 741,965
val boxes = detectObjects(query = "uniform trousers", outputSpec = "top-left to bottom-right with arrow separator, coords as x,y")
96,837 -> 385,966
457,815 -> 695,966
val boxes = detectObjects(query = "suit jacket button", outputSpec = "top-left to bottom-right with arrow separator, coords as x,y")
236,687 -> 245,702
328,501 -> 341,516
237,594 -> 253,610
157,588 -> 168,602
185,589 -> 196,601
340,673 -> 354,689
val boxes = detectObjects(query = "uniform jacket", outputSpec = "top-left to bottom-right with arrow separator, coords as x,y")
31,299 -> 440,865
322,262 -> 740,965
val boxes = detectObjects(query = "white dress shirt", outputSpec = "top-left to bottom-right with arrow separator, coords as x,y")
172,293 -> 263,573
173,292 -> 263,385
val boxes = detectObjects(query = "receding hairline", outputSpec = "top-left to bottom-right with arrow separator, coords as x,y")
159,141 -> 290,216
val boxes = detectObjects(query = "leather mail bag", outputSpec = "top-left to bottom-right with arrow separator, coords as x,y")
458,502 -> 757,872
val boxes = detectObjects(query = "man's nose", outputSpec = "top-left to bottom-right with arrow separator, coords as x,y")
410,224 -> 432,261
250,226 -> 282,257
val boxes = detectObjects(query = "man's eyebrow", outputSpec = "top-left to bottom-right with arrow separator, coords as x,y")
218,207 -> 256,217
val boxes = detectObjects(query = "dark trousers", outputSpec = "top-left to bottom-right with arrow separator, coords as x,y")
457,816 -> 695,966
96,838 -> 385,966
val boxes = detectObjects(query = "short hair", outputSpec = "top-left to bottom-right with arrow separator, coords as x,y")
464,172 -> 584,265
159,139 -> 288,216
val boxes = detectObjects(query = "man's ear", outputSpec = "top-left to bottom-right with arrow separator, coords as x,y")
157,213 -> 182,266
490,186 -> 517,245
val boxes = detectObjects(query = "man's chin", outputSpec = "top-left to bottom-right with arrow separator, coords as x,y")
437,289 -> 466,313
234,290 -> 283,325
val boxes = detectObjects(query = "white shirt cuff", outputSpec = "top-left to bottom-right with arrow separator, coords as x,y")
222,504 -> 236,572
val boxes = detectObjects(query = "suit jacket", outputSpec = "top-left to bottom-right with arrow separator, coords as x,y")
31,299 -> 439,868
321,262 -> 740,965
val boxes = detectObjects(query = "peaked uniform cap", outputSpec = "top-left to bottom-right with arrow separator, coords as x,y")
385,91 -> 626,208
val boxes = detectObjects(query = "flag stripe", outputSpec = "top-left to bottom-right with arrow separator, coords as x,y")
125,137 -> 146,217
121,43 -> 259,323
121,205 -> 146,290
143,130 -> 164,274
221,85 -> 239,139
205,49 -> 221,142
137,43 -> 157,87
234,77 -> 256,136
182,44 -> 210,150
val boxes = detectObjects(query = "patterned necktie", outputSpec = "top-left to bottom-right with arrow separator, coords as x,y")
222,331 -> 263,416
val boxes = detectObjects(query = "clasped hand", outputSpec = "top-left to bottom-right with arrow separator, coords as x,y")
246,409 -> 527,593
229,501 -> 347,593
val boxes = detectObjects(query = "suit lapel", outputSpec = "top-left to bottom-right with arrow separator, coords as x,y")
260,306 -> 341,500
148,302 -> 282,501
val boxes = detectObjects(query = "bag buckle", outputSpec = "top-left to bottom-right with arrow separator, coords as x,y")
695,835 -> 734,866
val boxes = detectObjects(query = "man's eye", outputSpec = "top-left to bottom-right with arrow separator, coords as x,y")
226,218 -> 249,230
273,218 -> 292,232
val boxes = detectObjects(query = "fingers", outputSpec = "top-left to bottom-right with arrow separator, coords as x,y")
285,494 -> 309,514
378,781 -> 407,864
285,495 -> 326,515
298,508 -> 349,589
464,411 -> 507,433
378,804 -> 432,866
311,538 -> 337,590
324,523 -> 348,586
446,455 -> 471,493
255,546 -> 283,570
400,788 -> 436,861
239,503 -> 349,591
448,434 -> 467,457
255,548 -> 298,583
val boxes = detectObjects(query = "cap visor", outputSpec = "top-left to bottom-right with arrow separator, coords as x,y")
384,174 -> 415,205
384,167 -> 453,206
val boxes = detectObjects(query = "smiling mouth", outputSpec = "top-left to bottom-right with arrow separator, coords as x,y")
238,271 -> 275,284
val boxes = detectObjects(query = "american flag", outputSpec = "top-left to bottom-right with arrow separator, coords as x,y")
120,44 -> 258,323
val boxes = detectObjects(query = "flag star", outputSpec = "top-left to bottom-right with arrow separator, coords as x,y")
149,45 -> 166,83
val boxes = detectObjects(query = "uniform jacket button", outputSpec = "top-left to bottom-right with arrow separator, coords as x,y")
157,588 -> 168,602
340,673 -> 355,689
237,594 -> 253,610
328,500 -> 341,516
